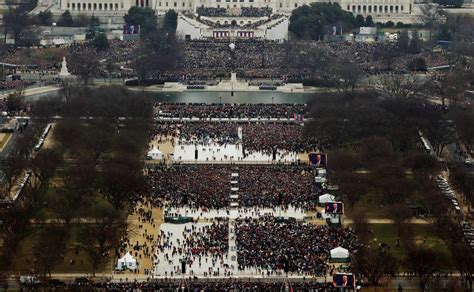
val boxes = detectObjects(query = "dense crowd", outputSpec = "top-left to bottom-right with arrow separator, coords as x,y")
196,7 -> 272,17
1,39 -> 451,82
91,279 -> 334,291
155,103 -> 306,119
147,165 -> 317,209
242,122 -> 317,154
148,165 -> 231,209
236,217 -> 359,275
152,121 -> 317,153
0,80 -> 29,90
240,166 -> 318,209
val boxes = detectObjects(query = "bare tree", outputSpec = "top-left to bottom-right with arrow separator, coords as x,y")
404,246 -> 447,292
32,225 -> 68,279
373,73 -> 423,98
77,202 -> 127,276
330,58 -> 364,95
352,245 -> 398,286
417,3 -> 444,41
68,47 -> 99,85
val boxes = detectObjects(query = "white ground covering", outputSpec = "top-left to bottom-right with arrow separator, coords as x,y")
173,140 -> 298,163
153,221 -> 312,278
164,205 -> 307,220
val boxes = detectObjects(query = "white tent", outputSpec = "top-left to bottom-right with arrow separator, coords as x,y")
330,247 -> 350,262
116,252 -> 137,270
319,193 -> 335,204
147,148 -> 163,160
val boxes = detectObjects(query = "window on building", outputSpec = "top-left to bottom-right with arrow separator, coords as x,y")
71,3 -> 75,9
67,2 -> 70,8
165,1 -> 168,6
88,3 -> 91,9
294,3 -> 297,7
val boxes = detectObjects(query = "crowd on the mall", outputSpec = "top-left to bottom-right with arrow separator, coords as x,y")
235,217 -> 359,276
154,221 -> 229,271
239,166 -> 318,209
147,165 -> 318,210
154,103 -> 307,119
0,80 -> 29,90
91,279 -> 335,291
148,165 -> 232,209
1,39 -> 451,86
151,121 -> 317,154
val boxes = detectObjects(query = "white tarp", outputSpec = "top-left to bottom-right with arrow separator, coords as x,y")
116,252 -> 137,270
319,193 -> 335,203
330,247 -> 349,259
147,148 -> 163,160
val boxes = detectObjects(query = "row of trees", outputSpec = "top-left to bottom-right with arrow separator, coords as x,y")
1,85 -> 153,278
306,87 -> 472,289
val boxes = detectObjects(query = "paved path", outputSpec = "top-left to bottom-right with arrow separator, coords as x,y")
0,85 -> 59,99
343,218 -> 431,224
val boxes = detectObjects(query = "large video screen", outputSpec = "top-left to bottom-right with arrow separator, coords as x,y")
333,273 -> 355,287
308,153 -> 327,167
325,202 -> 344,215
123,24 -> 140,35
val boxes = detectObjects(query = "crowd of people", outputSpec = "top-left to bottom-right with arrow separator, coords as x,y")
242,122 -> 317,154
148,165 -> 232,209
240,166 -> 318,209
196,7 -> 272,17
154,103 -> 307,119
1,39 -> 451,83
0,80 -> 29,90
155,221 -> 229,270
151,121 -> 317,154
153,121 -> 240,145
91,279 -> 334,290
147,165 -> 318,209
235,217 -> 359,276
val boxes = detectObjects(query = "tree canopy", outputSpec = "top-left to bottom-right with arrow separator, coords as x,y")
124,6 -> 158,35
289,3 -> 356,40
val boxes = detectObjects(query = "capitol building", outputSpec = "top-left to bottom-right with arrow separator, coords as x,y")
34,0 -> 416,25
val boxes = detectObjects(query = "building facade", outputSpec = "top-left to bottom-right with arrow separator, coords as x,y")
54,0 -> 415,24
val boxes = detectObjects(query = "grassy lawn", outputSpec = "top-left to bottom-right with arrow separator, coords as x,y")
370,223 -> 450,261
10,225 -> 111,274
